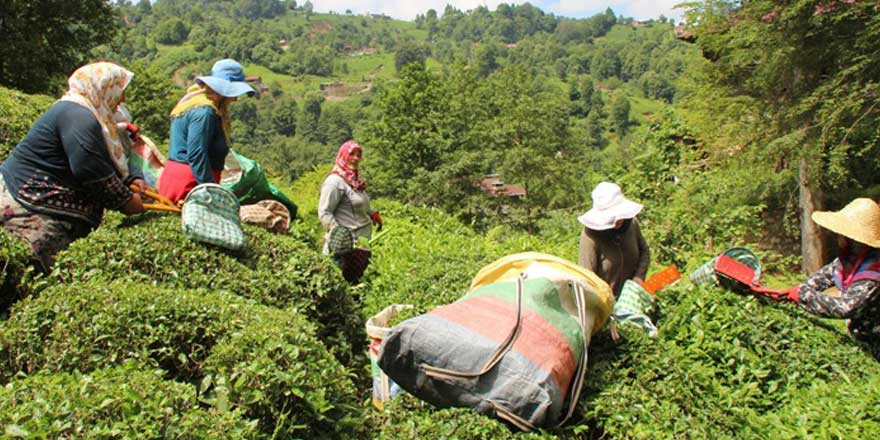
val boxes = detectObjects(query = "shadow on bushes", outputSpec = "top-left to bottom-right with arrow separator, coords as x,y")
0,282 -> 362,439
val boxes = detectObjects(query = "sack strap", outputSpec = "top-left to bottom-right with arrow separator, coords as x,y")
554,281 -> 590,427
421,274 -> 526,382
420,275 -> 591,431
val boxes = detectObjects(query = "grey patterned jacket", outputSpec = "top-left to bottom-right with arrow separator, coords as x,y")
798,259 -> 880,358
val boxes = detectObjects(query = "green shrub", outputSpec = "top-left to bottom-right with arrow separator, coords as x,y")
0,86 -> 53,160
0,229 -> 36,314
52,213 -> 362,366
368,394 -> 553,439
0,282 -> 361,439
358,200 -> 492,319
205,318 -> 362,438
0,361 -> 257,439
579,283 -> 880,438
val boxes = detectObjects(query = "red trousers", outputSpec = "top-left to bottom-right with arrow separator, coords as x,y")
157,160 -> 222,204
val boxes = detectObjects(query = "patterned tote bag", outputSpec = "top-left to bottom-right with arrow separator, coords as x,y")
181,183 -> 246,250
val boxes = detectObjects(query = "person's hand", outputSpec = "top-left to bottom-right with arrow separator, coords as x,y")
130,178 -> 148,195
125,122 -> 141,143
371,211 -> 383,231
781,285 -> 800,303
121,192 -> 145,215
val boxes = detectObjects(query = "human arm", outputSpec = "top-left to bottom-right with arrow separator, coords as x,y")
59,109 -> 141,214
578,229 -> 599,273
796,262 -> 879,318
318,177 -> 343,231
633,220 -> 650,282
185,108 -> 222,184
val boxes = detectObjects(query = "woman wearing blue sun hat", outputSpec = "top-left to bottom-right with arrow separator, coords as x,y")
158,59 -> 255,203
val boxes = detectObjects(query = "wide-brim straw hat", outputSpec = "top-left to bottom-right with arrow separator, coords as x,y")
811,198 -> 880,248
577,181 -> 643,231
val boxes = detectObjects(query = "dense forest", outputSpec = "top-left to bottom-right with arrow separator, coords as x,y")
1,0 -> 879,438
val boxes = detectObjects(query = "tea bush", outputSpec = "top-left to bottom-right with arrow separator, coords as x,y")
0,361 -> 257,439
52,213 -> 363,366
0,86 -> 53,160
369,394 -> 554,439
0,282 -> 361,439
0,229 -> 36,313
358,200 -> 880,438
579,282 -> 880,438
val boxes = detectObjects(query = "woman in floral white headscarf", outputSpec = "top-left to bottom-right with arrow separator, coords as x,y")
0,61 -> 145,271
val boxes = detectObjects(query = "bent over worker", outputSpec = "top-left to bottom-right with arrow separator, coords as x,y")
577,181 -> 650,297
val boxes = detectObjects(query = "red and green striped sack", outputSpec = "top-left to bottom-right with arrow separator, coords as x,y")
378,253 -> 613,431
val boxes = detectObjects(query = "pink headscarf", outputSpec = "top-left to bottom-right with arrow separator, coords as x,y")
330,140 -> 366,191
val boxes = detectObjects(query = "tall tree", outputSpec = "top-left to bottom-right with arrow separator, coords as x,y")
685,0 -> 880,272
1,0 -> 118,93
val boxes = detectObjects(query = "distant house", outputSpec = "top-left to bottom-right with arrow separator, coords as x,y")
350,47 -> 379,56
674,25 -> 696,43
245,76 -> 269,95
319,81 -> 345,93
480,174 -> 527,197
505,43 -> 518,49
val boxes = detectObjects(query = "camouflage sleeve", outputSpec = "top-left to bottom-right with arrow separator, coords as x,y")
798,262 -> 879,318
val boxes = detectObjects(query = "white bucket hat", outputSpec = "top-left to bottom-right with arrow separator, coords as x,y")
577,182 -> 643,231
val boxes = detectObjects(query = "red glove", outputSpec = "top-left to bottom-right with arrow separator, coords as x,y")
371,211 -> 383,231
125,122 -> 141,143
755,285 -> 799,303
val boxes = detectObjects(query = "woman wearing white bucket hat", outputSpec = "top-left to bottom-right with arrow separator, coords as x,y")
754,198 -> 880,359
577,182 -> 650,297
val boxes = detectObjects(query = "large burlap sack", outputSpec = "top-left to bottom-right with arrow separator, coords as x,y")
239,200 -> 290,234
378,252 -> 614,431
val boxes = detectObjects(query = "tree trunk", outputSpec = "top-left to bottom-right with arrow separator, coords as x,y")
799,158 -> 826,274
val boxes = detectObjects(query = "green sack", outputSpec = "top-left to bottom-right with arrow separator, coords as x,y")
182,184 -> 246,250
221,150 -> 298,218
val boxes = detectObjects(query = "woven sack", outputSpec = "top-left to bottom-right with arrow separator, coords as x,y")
240,200 -> 290,234
181,183 -> 246,250
327,225 -> 354,256
611,280 -> 658,337
378,252 -> 614,431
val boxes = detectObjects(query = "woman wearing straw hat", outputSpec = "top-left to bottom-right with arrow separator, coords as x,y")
0,62 -> 145,272
577,181 -> 650,297
755,198 -> 880,359
158,59 -> 255,203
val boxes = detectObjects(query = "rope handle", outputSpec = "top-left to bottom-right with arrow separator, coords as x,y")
554,281 -> 590,428
421,274 -> 526,381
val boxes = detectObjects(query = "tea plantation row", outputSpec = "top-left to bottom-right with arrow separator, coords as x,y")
1,86 -> 879,438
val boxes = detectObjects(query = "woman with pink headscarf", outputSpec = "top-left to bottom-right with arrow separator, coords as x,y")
318,140 -> 382,282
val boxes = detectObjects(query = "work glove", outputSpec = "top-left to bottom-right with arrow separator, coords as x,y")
755,285 -> 800,303
125,122 -> 142,143
371,211 -> 383,231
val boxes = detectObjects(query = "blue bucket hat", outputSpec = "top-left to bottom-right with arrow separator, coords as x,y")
196,59 -> 255,98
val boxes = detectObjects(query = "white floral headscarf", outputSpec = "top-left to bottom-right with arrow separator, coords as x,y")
59,62 -> 134,179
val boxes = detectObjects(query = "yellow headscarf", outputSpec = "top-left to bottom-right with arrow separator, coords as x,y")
170,84 -> 231,143
59,62 -> 133,179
